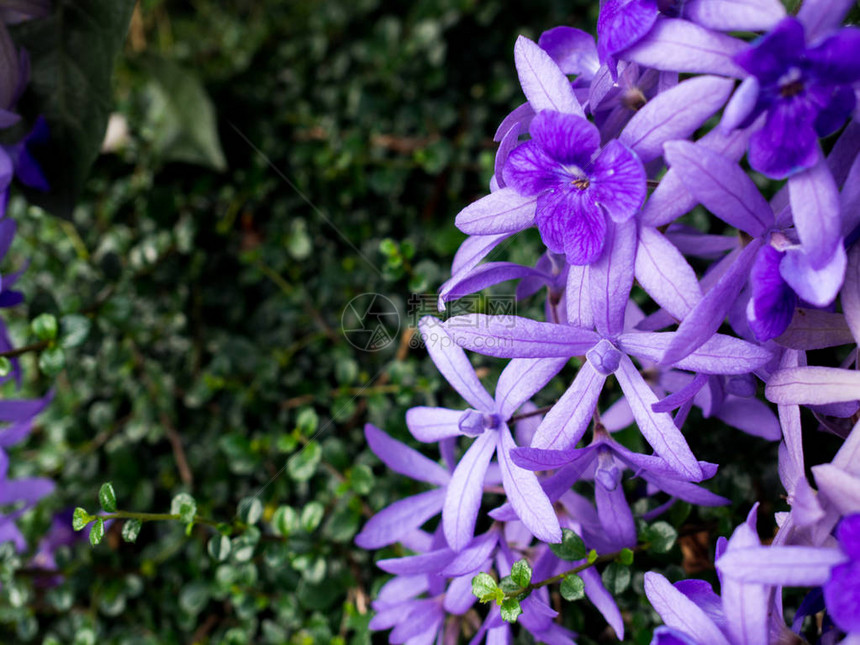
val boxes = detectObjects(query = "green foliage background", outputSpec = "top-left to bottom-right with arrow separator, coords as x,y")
1,1 -> 826,643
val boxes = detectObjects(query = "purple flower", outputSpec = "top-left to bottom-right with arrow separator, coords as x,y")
658,140 -> 848,361
0,21 -> 50,216
597,0 -> 777,76
437,251 -> 568,317
503,110 -> 645,265
0,393 -> 55,550
724,17 -> 860,178
716,513 -> 860,637
0,0 -> 50,25
647,506 -> 773,645
597,0 -> 662,63
539,26 -> 599,81
655,370 -> 782,441
353,424 -> 453,550
407,317 -> 563,549
512,423 -> 728,550
369,528 -> 486,645
746,243 -> 797,341
824,515 -> 860,634
441,220 -> 772,480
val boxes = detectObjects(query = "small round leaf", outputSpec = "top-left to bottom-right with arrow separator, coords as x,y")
98,482 -> 117,513
122,519 -> 142,543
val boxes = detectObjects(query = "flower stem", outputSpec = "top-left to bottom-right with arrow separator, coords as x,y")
102,510 -> 226,531
503,544 -> 646,599
0,340 -> 51,359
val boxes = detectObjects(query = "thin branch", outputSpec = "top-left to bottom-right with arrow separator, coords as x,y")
509,404 -> 554,423
0,340 -> 50,359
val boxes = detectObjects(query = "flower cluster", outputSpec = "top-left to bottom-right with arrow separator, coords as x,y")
359,1 -> 860,643
0,5 -> 54,561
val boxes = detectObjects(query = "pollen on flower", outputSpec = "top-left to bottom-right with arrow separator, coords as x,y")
778,67 -> 804,98
621,87 -> 647,111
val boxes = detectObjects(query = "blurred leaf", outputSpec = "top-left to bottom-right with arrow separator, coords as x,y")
170,493 -> 197,524
207,535 -> 231,562
287,441 -> 321,482
238,497 -> 263,525
11,0 -> 136,218
272,506 -> 299,536
601,563 -> 631,595
60,314 -> 92,348
31,313 -> 58,341
38,346 -> 65,376
300,501 -> 324,533
121,519 -> 142,543
141,56 -> 227,171
644,521 -> 678,554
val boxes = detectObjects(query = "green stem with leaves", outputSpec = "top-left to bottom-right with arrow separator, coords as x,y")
503,547 -> 634,600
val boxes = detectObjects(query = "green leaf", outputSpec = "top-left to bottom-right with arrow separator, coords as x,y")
510,559 -> 532,588
121,519 -> 142,543
31,313 -> 58,341
72,507 -> 92,531
60,314 -> 92,348
237,497 -> 263,525
179,581 -> 210,616
0,357 -> 11,377
141,56 -> 227,171
471,573 -> 498,602
300,501 -> 325,533
38,346 -> 65,376
498,576 -> 520,595
272,505 -> 299,536
170,493 -> 197,524
287,441 -> 321,481
89,518 -> 105,546
601,562 -> 632,595
322,503 -> 359,542
587,549 -> 598,564
379,238 -> 398,256
348,464 -> 374,495
98,482 -> 117,513
645,521 -> 678,554
207,535 -> 231,562
10,0 -> 137,218
500,598 -> 522,623
560,574 -> 585,601
295,407 -> 318,435
617,548 -> 635,566
549,528 -> 587,561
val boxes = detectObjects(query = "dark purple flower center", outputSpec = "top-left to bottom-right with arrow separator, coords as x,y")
657,0 -> 682,18
621,87 -> 648,111
595,447 -> 620,490
458,409 -> 502,436
778,68 -> 805,98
